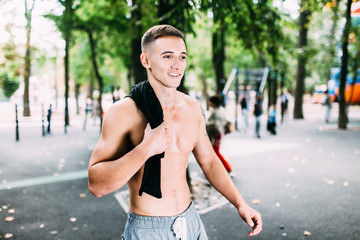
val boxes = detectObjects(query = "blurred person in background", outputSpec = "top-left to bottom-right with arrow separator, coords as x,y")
47,104 -> 52,134
240,96 -> 249,132
254,93 -> 263,138
322,90 -> 332,123
206,95 -> 232,173
267,105 -> 277,135
279,88 -> 289,123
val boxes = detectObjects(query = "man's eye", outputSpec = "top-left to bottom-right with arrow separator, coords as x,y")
164,55 -> 171,59
180,56 -> 187,60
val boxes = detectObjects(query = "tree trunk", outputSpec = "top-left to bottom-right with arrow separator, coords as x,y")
212,5 -> 226,94
75,82 -> 80,114
63,0 -> 73,128
268,70 -> 278,108
338,0 -> 352,129
212,27 -> 226,94
88,30 -> 104,131
293,0 -> 310,119
23,0 -> 35,117
325,0 -> 339,82
64,35 -> 70,126
88,70 -> 94,100
131,0 -> 146,85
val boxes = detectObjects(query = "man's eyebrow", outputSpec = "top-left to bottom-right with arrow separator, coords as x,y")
160,51 -> 187,55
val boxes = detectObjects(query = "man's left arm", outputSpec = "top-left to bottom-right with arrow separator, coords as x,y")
192,107 -> 262,236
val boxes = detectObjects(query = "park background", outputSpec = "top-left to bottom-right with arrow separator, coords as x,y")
1,0 -> 360,240
0,0 -> 359,128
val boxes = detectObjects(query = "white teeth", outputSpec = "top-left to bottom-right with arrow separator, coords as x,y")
169,73 -> 180,77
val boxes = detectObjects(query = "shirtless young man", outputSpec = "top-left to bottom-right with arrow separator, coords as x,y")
88,25 -> 262,239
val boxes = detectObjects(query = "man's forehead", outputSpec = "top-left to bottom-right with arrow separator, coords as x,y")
148,36 -> 186,53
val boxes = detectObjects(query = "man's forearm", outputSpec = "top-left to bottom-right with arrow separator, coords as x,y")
203,158 -> 249,209
88,143 -> 150,198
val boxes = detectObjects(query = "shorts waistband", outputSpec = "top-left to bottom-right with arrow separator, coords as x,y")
127,202 -> 196,229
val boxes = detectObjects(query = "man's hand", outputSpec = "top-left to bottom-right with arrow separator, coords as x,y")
238,205 -> 263,236
142,122 -> 172,156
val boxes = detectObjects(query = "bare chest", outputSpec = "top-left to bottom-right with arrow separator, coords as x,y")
129,107 -> 199,155
165,111 -> 199,154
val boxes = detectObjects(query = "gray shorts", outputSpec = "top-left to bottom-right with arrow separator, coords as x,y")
122,202 -> 208,240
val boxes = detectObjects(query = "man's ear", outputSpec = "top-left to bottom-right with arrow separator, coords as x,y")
140,52 -> 150,68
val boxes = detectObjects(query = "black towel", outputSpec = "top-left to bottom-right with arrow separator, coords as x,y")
127,80 -> 164,198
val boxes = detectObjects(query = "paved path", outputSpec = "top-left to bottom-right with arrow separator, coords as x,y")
0,100 -> 359,240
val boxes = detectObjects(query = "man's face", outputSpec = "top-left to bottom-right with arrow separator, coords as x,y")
143,36 -> 187,88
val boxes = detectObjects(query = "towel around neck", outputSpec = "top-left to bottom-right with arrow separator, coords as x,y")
127,80 -> 164,198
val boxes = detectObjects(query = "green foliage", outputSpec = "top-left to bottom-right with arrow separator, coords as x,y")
186,14 -> 214,91
1,74 -> 19,99
223,0 -> 285,65
0,23 -> 22,99
30,0 -> 360,98
71,31 -> 92,85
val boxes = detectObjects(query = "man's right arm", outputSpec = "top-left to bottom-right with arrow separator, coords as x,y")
88,98 -> 171,198
88,98 -> 171,197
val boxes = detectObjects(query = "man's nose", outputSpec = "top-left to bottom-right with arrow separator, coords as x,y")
171,58 -> 180,69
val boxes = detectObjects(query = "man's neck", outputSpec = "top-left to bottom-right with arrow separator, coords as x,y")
148,79 -> 177,109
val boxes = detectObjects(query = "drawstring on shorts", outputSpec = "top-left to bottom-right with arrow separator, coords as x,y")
173,216 -> 187,240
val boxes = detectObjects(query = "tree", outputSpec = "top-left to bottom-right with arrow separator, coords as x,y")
46,0 -> 78,128
338,0 -> 352,129
1,74 -> 19,98
0,23 -> 22,99
62,0 -> 74,128
72,0 -> 130,130
199,0 -> 284,95
23,0 -> 35,117
293,0 -> 312,119
326,0 -> 340,82
211,1 -> 227,94
131,0 -> 147,85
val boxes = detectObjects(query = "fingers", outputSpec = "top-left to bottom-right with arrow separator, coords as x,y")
143,122 -> 171,155
244,214 -> 255,227
247,212 -> 263,236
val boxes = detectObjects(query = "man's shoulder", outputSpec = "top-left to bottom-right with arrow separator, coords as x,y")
178,92 -> 201,110
176,91 -> 196,103
103,97 -> 144,126
109,97 -> 137,113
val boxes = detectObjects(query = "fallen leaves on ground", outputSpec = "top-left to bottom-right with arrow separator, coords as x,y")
323,178 -> 335,185
287,168 -> 296,174
4,216 -> 15,222
79,193 -> 87,198
4,233 -> 13,239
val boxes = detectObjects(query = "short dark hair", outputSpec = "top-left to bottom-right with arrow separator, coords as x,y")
141,25 -> 184,52
209,95 -> 222,108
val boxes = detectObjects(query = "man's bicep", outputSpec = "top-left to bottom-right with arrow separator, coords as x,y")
89,103 -> 132,166
192,117 -> 216,167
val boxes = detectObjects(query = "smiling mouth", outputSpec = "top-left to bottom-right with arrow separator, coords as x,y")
168,73 -> 181,77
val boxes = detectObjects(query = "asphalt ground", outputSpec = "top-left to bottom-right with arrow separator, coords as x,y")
0,100 -> 360,240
